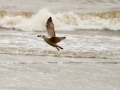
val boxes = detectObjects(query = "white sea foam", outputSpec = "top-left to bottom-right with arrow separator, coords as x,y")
0,9 -> 120,31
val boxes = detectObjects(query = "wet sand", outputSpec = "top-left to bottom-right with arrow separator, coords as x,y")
0,54 -> 120,90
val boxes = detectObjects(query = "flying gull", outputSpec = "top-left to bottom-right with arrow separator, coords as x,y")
37,17 -> 66,51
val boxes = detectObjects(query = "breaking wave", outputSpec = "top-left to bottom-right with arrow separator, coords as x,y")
0,9 -> 120,31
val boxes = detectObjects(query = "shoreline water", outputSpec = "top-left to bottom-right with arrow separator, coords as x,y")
0,53 -> 120,90
0,53 -> 120,63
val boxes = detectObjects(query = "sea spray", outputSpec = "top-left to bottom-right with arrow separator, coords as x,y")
0,9 -> 120,31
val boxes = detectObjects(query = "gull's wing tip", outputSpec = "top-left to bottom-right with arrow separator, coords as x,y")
49,16 -> 52,19
46,16 -> 55,37
47,16 -> 52,22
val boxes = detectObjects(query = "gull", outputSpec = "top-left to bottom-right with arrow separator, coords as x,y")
37,17 -> 66,51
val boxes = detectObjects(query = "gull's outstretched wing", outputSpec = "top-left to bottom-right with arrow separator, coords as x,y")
46,17 -> 56,37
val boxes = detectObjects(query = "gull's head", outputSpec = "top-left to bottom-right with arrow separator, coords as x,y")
37,35 -> 46,38
37,35 -> 42,37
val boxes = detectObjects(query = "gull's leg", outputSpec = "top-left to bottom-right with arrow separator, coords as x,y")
56,47 -> 60,51
58,46 -> 63,50
56,46 -> 63,51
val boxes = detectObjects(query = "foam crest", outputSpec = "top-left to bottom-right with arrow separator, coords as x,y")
0,9 -> 120,31
15,9 -> 53,31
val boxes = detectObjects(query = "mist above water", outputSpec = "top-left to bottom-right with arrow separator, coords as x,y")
0,0 -> 120,13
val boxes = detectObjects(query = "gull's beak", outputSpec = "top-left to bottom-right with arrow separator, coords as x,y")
37,35 -> 42,37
